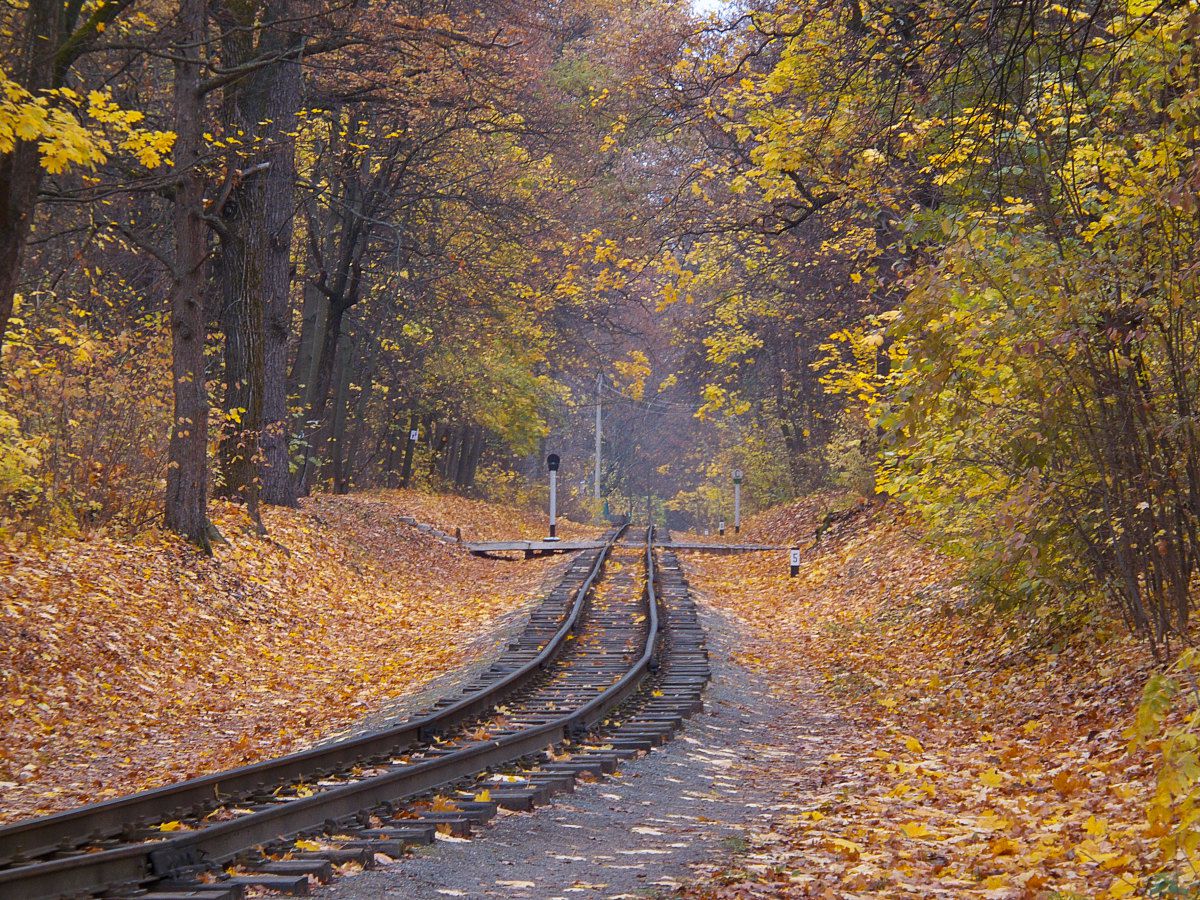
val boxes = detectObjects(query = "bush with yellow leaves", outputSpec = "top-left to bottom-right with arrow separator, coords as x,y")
1131,651 -> 1200,897
2,293 -> 171,536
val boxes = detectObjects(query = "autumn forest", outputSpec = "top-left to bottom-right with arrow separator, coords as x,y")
3,0 -> 1200,896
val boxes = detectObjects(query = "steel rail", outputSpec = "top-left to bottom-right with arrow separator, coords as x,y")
0,523 -> 627,870
0,524 -> 664,900
563,525 -> 660,735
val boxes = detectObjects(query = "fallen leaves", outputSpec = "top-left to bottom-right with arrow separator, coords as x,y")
0,489 -> 573,822
679,498 -> 1161,898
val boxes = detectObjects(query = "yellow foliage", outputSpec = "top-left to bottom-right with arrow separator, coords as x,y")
0,67 -> 173,175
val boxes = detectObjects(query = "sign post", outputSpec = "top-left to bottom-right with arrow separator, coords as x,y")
790,546 -> 801,577
400,418 -> 419,488
718,519 -> 725,536
546,453 -> 561,541
733,469 -> 743,534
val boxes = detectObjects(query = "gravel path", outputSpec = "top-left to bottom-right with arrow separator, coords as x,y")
316,598 -> 850,900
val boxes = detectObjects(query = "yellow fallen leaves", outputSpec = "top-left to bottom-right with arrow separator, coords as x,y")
0,490 -> 569,823
680,498 -> 1162,899
980,769 -> 1004,788
377,487 -> 597,542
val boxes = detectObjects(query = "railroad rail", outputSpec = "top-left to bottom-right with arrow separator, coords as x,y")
0,523 -> 711,899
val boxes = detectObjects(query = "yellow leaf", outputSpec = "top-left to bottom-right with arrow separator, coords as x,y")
980,768 -> 1004,788
294,839 -> 322,851
988,836 -> 1018,856
825,837 -> 862,859
1108,877 -> 1137,898
899,822 -> 933,839
1084,815 -> 1108,837
902,735 -> 924,753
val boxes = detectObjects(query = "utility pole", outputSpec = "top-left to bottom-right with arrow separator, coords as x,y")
594,373 -> 602,504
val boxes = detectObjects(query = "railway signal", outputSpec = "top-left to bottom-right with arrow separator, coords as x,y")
547,453 -> 561,540
733,469 -> 743,534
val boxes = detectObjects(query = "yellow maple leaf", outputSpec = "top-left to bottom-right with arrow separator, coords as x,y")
1108,877 -> 1137,898
1084,815 -> 1108,837
899,821 -> 933,839
825,837 -> 862,859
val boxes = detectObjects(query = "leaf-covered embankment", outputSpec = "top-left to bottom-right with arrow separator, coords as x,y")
0,490 -> 580,823
681,498 -> 1158,898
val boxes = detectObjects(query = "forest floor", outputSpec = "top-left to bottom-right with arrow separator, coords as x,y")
0,490 -> 595,823
675,497 -> 1162,899
0,490 -> 1171,898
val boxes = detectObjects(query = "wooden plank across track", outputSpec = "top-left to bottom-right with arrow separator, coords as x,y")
466,539 -> 608,555
467,539 -> 786,556
656,541 -> 787,553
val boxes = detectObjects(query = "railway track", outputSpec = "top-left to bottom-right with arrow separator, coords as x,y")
0,525 -> 710,899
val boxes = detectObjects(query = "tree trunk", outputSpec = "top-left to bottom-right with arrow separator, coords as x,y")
383,410 -> 409,486
0,1 -> 62,370
343,366 -> 374,490
328,334 -> 353,493
259,44 -> 302,506
214,0 -> 301,511
295,299 -> 346,492
431,422 -> 449,476
443,424 -> 462,481
459,426 -> 485,491
164,0 -> 213,548
466,428 -> 486,491
454,426 -> 475,488
287,281 -> 325,493
401,412 -> 418,487
290,283 -> 325,404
